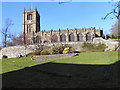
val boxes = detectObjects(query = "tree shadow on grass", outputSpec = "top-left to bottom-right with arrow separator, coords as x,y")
2,61 -> 120,88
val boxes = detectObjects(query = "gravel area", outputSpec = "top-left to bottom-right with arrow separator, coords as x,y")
34,53 -> 78,61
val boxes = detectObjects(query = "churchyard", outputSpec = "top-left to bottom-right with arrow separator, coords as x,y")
1,51 -> 119,88
1,2 -> 120,88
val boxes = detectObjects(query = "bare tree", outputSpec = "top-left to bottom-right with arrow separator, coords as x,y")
103,1 -> 120,20
103,1 -> 120,39
58,0 -> 72,4
6,32 -> 32,46
110,19 -> 120,37
1,19 -> 13,47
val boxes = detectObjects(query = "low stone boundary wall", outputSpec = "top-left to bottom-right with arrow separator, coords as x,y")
0,42 -> 83,59
93,38 -> 119,50
0,38 -> 119,59
0,45 -> 40,59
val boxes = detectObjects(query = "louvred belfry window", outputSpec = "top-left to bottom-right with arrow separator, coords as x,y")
27,14 -> 32,20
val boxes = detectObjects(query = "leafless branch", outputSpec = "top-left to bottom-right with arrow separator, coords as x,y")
103,1 -> 120,20
1,18 -> 13,47
58,0 -> 72,4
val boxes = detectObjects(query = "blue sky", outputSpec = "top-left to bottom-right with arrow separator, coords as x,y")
1,2 -> 118,46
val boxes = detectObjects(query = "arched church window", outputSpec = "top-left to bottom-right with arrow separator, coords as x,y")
86,33 -> 91,41
77,34 -> 83,41
60,34 -> 66,42
69,33 -> 74,42
27,14 -> 32,20
50,34 -> 58,42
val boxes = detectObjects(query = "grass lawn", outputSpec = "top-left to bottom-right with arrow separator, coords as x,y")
53,51 -> 119,65
1,51 -> 120,88
1,51 -> 118,74
1,56 -> 55,74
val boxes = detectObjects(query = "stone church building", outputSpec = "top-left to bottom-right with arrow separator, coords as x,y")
23,8 -> 104,44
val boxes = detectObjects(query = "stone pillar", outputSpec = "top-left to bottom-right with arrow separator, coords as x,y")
66,28 -> 69,42
75,28 -> 78,42
50,29 -> 53,35
58,35 -> 60,42
32,31 -> 35,44
58,28 -> 61,42
42,30 -> 43,36
83,34 -> 86,42
93,27 -> 96,37
84,28 -> 86,32
91,33 -> 94,41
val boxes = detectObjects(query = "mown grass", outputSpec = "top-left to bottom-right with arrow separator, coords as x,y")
1,51 -> 119,74
1,56 -> 55,74
1,51 -> 120,88
53,51 -> 119,65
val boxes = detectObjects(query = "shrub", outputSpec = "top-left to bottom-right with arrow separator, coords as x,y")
34,50 -> 41,55
50,47 -> 59,55
96,43 -> 108,52
50,44 -> 73,55
82,42 -> 108,52
2,55 -> 8,59
63,47 -> 70,54
40,49 -> 49,55
57,45 -> 65,54
114,45 -> 118,51
0,47 -> 2,50
110,34 -> 119,39
69,47 -> 75,53
109,48 -> 115,51
26,52 -> 35,56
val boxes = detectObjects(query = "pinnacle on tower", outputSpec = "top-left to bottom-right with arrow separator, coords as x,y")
35,6 -> 37,10
24,7 -> 25,12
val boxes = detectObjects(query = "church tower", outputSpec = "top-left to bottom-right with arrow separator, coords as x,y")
23,7 -> 40,34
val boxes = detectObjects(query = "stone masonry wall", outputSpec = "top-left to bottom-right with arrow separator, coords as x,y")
93,38 -> 119,50
0,38 -> 119,59
0,45 -> 40,59
34,28 -> 102,43
0,42 -> 84,59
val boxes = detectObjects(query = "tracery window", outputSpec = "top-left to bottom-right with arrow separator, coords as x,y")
86,33 -> 91,41
60,34 -> 66,42
50,34 -> 58,42
77,34 -> 83,41
69,33 -> 74,42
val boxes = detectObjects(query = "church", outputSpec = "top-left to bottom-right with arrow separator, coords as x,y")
23,7 -> 104,44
